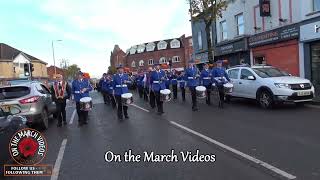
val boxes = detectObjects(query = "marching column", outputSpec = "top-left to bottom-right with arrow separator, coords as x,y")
185,61 -> 199,111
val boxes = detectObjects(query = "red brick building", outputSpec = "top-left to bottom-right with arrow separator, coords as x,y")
47,66 -> 66,80
110,35 -> 193,73
110,45 -> 126,69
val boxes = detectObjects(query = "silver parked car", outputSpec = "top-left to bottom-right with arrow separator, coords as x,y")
0,81 -> 56,130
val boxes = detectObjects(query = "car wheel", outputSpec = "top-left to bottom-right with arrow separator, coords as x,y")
258,91 -> 273,109
39,109 -> 49,130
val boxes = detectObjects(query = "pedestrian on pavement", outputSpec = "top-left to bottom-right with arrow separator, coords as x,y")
51,74 -> 71,127
212,60 -> 230,108
200,63 -> 213,105
72,72 -> 93,126
113,65 -> 131,120
178,71 -> 186,101
150,63 -> 166,115
100,73 -> 110,104
185,61 -> 199,111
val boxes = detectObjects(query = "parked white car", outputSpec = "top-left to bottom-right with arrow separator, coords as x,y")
226,65 -> 315,109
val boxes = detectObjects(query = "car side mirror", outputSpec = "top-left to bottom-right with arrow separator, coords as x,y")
247,76 -> 256,80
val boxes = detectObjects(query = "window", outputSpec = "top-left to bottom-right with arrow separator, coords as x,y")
137,44 -> 145,53
314,0 -> 320,11
159,57 -> 167,64
148,59 -> 154,65
240,69 -> 255,80
170,39 -> 180,48
139,60 -> 144,66
146,43 -> 156,52
220,20 -> 228,40
172,56 -> 180,63
236,13 -> 244,35
197,31 -> 202,49
41,85 -> 50,94
157,41 -> 167,50
228,69 -> 240,79
131,61 -> 136,67
129,46 -> 137,54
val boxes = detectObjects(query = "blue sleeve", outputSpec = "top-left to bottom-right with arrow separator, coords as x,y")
71,81 -> 75,94
112,76 -> 116,89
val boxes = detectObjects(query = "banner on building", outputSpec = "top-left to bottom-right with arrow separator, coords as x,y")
260,0 -> 271,17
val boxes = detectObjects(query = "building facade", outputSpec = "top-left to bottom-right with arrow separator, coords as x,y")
110,35 -> 193,73
110,45 -> 126,69
0,43 -> 48,80
47,66 -> 66,80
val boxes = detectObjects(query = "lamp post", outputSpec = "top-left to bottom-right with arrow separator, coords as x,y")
52,40 -> 62,75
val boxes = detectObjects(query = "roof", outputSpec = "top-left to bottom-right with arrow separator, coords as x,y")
0,43 -> 47,64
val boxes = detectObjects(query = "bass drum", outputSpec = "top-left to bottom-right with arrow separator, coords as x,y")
80,97 -> 93,111
160,89 -> 171,102
195,86 -> 206,99
121,93 -> 133,105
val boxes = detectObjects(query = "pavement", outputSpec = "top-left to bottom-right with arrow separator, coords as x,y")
2,90 -> 320,180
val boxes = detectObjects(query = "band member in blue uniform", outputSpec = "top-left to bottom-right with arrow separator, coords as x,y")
50,74 -> 71,127
147,67 -> 155,107
113,65 -> 131,120
177,71 -> 186,101
164,70 -> 170,89
100,73 -> 110,104
150,63 -> 166,115
137,70 -> 144,98
107,74 -> 116,108
72,72 -> 93,126
200,63 -> 213,105
185,61 -> 199,111
212,60 -> 230,108
170,69 -> 178,99
143,69 -> 150,101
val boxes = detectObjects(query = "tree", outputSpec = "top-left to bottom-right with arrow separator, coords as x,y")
66,64 -> 80,80
188,0 -> 228,64
107,66 -> 116,75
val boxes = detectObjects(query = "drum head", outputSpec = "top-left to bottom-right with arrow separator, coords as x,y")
121,93 -> 133,98
160,89 -> 171,95
196,86 -> 206,91
80,97 -> 92,102
223,83 -> 233,88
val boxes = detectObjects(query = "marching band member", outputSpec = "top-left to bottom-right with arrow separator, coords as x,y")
164,70 -> 170,89
177,71 -> 186,101
150,63 -> 166,115
72,72 -> 93,126
142,70 -> 149,101
113,65 -> 131,120
107,74 -> 116,108
212,60 -> 230,108
100,73 -> 110,104
185,61 -> 199,111
148,67 -> 156,109
50,74 -> 71,127
200,63 -> 212,105
170,69 -> 178,99
137,70 -> 144,98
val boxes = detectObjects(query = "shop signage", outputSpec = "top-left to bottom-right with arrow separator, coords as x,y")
215,39 -> 247,56
259,0 -> 271,17
300,21 -> 320,42
249,24 -> 299,47
194,52 -> 209,64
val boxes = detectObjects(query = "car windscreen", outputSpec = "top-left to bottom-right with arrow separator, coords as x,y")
0,86 -> 30,100
252,68 -> 289,78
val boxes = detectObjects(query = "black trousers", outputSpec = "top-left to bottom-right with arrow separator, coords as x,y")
205,85 -> 212,105
217,85 -> 225,102
102,91 -> 110,104
108,93 -> 116,108
180,87 -> 186,101
172,84 -> 178,99
154,91 -> 164,113
55,99 -> 66,125
144,87 -> 149,101
115,95 -> 128,119
138,86 -> 144,98
149,91 -> 156,108
189,87 -> 197,108
76,102 -> 88,124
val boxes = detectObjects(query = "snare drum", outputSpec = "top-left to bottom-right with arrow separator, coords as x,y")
223,83 -> 234,94
196,86 -> 206,99
80,97 -> 93,111
121,93 -> 133,105
160,89 -> 171,102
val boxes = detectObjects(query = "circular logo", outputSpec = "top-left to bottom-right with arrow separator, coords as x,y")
9,128 -> 48,165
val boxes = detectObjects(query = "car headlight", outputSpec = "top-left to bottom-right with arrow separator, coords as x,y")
274,83 -> 291,89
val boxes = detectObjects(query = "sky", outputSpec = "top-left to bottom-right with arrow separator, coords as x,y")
0,0 -> 192,78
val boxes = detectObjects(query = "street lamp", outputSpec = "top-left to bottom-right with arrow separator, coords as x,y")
52,40 -> 63,75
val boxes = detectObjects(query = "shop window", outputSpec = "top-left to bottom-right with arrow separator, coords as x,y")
311,42 -> 320,95
254,56 -> 266,65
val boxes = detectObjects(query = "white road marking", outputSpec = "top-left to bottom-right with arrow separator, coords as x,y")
69,109 -> 76,125
130,103 -> 150,112
170,121 -> 297,180
51,139 -> 68,180
305,104 -> 320,109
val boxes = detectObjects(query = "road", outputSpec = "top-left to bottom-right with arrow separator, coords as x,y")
2,91 -> 320,180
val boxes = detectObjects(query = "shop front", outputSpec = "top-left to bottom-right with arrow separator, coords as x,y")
300,16 -> 320,98
249,23 -> 300,76
214,37 -> 250,67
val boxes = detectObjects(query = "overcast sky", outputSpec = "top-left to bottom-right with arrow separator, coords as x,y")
0,0 -> 192,78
